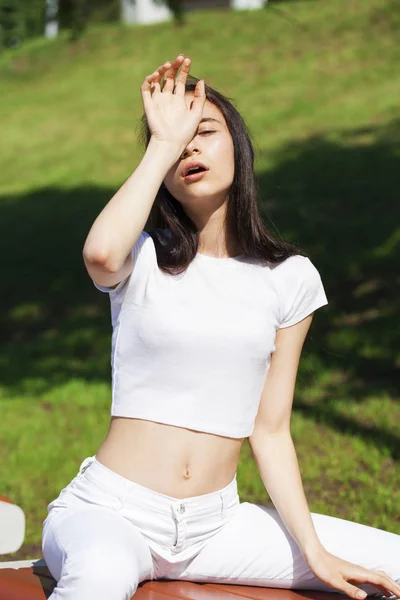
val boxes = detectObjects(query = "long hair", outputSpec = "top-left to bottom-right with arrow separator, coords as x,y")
138,75 -> 307,275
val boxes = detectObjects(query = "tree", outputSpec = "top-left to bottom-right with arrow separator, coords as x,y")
163,0 -> 185,25
0,0 -> 44,49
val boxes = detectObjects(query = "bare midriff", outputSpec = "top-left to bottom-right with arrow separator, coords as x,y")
95,417 -> 245,498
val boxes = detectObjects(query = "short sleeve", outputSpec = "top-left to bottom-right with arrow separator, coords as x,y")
91,230 -> 150,302
273,255 -> 328,329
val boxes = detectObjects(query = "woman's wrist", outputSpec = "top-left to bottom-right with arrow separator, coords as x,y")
146,136 -> 185,167
302,541 -> 328,565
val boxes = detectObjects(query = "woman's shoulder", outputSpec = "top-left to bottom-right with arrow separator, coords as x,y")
270,253 -> 316,275
270,254 -> 328,328
269,253 -> 325,292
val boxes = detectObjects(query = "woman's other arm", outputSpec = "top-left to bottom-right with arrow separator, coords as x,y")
248,316 -> 400,600
248,314 -> 322,561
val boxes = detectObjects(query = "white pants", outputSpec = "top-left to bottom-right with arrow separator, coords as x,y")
42,455 -> 400,600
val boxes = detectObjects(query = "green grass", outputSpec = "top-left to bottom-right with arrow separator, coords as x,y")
1,0 -> 399,561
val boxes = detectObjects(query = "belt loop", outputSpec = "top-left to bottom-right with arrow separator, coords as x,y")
220,492 -> 224,516
78,455 -> 95,476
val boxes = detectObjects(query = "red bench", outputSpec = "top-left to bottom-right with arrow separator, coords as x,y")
0,562 -> 351,600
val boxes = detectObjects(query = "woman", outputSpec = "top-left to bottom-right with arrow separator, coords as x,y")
42,53 -> 400,600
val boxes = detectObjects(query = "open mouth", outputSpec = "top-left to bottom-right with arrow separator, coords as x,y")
184,165 -> 209,181
186,166 -> 207,176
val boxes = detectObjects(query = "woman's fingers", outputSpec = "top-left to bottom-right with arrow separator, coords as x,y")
143,61 -> 171,94
162,54 -> 185,93
141,54 -> 193,105
141,71 -> 157,112
151,61 -> 172,94
337,579 -> 364,600
141,69 -> 161,97
343,569 -> 400,600
364,571 -> 400,597
365,571 -> 400,598
174,56 -> 191,96
190,79 -> 206,114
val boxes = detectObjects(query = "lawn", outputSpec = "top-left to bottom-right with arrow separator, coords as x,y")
0,0 -> 399,561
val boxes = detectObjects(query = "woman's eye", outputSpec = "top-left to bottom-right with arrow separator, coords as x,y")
199,130 -> 215,135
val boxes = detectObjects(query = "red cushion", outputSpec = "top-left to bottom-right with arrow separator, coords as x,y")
0,497 -> 13,505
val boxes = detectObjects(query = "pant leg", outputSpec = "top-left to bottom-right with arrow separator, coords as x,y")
175,502 -> 400,595
42,504 -> 154,600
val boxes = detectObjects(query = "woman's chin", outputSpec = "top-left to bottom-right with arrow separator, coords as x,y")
177,183 -> 231,202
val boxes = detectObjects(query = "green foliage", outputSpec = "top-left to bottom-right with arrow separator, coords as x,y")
58,0 -> 120,41
163,0 -> 185,25
58,0 -> 88,40
0,0 -> 120,48
0,0 -> 45,49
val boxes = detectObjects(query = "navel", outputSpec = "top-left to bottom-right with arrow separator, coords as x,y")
183,464 -> 191,479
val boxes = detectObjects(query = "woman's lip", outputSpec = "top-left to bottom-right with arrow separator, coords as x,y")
183,170 -> 208,182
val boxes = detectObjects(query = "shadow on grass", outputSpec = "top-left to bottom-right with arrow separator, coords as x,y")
258,117 -> 400,388
0,185 -> 115,395
256,118 -> 400,455
0,118 -> 399,451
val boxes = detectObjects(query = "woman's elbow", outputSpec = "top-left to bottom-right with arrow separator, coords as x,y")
248,424 -> 292,452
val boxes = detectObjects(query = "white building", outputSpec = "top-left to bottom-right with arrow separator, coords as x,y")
120,0 -> 266,25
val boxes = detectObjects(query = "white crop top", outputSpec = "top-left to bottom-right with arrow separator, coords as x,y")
93,230 -> 328,438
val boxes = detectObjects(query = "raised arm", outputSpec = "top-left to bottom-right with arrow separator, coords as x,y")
82,54 -> 206,289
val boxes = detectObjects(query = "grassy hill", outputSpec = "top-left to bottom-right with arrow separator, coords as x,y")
1,0 -> 399,561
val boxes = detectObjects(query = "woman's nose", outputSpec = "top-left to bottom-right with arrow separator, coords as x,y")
181,143 -> 200,160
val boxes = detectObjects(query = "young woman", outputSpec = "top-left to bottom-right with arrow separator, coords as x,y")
42,54 -> 400,600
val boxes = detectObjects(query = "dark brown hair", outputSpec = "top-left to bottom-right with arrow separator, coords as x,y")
139,75 -> 307,275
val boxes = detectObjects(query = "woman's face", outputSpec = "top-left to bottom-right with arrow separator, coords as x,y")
163,95 -> 235,213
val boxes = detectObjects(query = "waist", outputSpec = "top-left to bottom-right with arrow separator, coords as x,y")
82,455 -> 239,515
95,417 -> 244,497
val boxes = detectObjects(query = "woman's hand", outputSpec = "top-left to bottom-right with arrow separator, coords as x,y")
140,54 -> 206,155
307,548 -> 400,599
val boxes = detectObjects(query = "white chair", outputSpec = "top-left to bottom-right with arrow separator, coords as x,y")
0,497 -> 25,555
